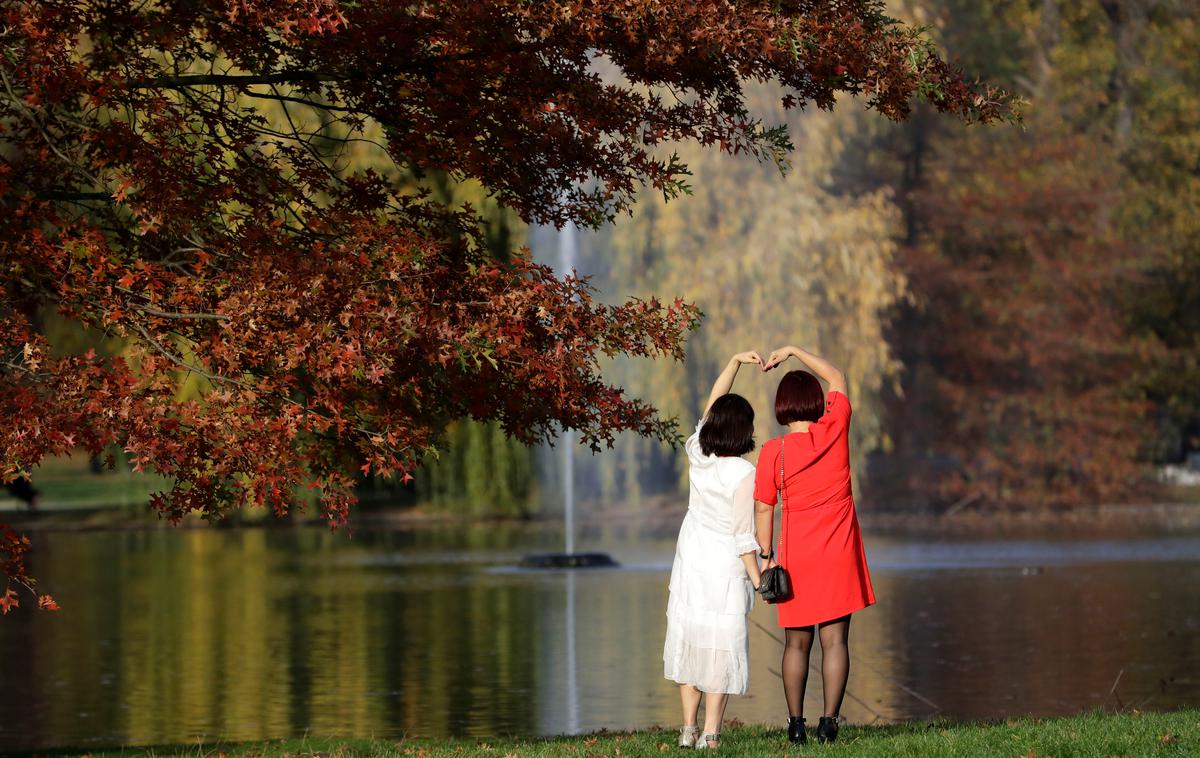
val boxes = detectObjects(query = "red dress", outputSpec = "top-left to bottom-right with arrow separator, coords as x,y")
753,391 -> 875,628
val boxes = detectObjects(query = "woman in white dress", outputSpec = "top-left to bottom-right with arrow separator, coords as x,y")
664,351 -> 764,750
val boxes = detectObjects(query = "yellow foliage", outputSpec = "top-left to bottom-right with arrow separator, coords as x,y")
587,85 -> 906,499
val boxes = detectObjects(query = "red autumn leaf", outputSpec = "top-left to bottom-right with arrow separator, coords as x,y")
0,588 -> 18,615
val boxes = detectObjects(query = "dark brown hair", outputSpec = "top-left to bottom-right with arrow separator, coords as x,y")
700,394 -> 755,456
775,370 -> 824,425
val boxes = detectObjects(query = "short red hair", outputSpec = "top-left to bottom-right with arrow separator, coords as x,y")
775,370 -> 824,425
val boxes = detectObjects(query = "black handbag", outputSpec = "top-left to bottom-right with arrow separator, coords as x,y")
758,439 -> 792,604
758,563 -> 791,603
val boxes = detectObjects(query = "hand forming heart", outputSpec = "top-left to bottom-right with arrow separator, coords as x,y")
732,351 -> 764,368
732,347 -> 797,372
762,348 -> 791,372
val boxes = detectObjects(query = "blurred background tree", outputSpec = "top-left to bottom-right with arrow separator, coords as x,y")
572,0 -> 1199,511
576,88 -> 907,506
833,0 -> 1198,507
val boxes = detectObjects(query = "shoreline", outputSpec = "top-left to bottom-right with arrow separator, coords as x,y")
2,499 -> 1198,537
861,501 -> 1200,537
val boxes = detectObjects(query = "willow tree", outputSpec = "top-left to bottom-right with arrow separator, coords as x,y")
584,88 -> 908,503
0,0 -> 1013,609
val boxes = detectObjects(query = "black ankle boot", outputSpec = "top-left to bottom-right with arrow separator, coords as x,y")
815,715 -> 839,744
787,716 -> 807,744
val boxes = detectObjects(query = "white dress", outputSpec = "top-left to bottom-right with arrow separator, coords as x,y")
663,419 -> 759,695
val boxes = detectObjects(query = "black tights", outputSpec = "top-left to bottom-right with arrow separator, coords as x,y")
782,614 -> 851,719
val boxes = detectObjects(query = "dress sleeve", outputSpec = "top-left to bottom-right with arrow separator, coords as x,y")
684,418 -> 705,464
814,390 -> 852,437
753,440 -> 779,505
731,471 -> 759,556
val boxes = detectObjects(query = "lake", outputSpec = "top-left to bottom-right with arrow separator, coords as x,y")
0,518 -> 1197,750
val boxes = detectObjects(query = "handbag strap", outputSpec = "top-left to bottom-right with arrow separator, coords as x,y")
778,438 -> 785,507
777,438 -> 786,564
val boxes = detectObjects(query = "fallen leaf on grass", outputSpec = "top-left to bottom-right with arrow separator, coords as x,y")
1021,751 -> 1036,758
658,743 -> 669,752
584,737 -> 599,746
1160,734 -> 1179,744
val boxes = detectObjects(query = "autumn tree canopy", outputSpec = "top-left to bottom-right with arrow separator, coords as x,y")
0,0 -> 1012,606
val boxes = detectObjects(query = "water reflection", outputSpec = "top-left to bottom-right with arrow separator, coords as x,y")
0,524 -> 1197,750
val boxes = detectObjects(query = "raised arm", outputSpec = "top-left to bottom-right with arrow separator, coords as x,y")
763,345 -> 847,397
703,351 -> 763,416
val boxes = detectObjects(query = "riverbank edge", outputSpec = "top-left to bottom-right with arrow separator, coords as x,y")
18,709 -> 1199,757
5,500 -> 1198,539
354,499 -> 1200,535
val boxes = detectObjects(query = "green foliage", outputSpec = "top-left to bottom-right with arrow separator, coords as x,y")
1113,6 -> 1200,461
417,419 -> 535,517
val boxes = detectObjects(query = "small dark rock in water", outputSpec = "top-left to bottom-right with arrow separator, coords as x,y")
520,552 -> 619,569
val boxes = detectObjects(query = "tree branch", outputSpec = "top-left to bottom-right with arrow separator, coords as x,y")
123,300 -> 231,322
241,90 -> 359,114
37,190 -> 111,201
127,71 -> 347,90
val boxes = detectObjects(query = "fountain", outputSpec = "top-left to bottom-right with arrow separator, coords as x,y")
520,216 -> 617,570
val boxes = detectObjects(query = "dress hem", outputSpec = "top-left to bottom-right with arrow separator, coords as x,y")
663,674 -> 748,696
776,599 -> 875,629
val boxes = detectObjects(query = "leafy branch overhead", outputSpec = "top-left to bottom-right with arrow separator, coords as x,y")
0,1 -> 1012,597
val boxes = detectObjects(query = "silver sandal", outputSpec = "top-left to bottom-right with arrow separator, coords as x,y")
678,725 -> 701,748
695,732 -> 720,750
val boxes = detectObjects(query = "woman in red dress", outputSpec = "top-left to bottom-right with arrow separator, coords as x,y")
753,344 -> 875,745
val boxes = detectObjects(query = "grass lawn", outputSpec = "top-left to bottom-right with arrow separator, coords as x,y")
40,709 -> 1199,757
0,452 -> 170,513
